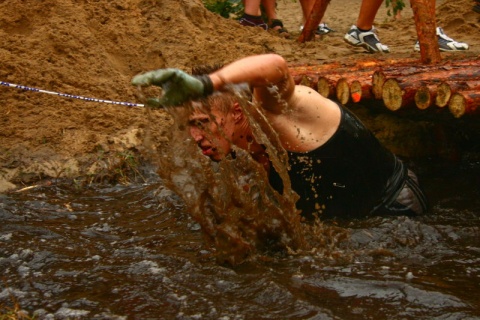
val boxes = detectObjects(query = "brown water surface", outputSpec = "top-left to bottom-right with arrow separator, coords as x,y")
1,155 -> 479,319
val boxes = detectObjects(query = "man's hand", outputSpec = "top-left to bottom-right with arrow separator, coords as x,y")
132,69 -> 212,106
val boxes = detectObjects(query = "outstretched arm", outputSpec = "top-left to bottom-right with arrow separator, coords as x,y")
131,54 -> 295,109
209,54 -> 296,112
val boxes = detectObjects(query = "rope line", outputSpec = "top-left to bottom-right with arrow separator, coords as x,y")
0,81 -> 145,107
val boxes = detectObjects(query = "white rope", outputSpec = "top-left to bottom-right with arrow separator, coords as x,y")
0,81 -> 145,107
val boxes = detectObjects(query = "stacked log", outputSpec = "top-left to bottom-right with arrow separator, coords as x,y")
288,56 -> 480,118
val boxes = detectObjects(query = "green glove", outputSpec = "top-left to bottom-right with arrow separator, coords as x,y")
132,68 -> 213,106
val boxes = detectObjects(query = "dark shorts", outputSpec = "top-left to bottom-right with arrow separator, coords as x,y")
381,169 -> 429,216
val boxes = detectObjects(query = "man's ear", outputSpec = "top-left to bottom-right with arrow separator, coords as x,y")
232,102 -> 244,123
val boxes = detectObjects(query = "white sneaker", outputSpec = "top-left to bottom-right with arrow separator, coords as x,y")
344,25 -> 390,53
299,23 -> 335,35
414,27 -> 469,52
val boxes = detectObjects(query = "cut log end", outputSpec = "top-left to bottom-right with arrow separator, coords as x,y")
435,82 -> 451,108
372,70 -> 386,100
414,86 -> 432,110
448,91 -> 480,118
300,75 -> 312,88
336,78 -> 350,104
448,93 -> 466,118
317,77 -> 332,98
382,78 -> 403,111
350,80 -> 372,103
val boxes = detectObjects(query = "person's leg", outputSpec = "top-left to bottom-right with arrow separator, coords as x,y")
242,0 -> 262,16
261,0 -> 289,37
356,0 -> 383,30
240,0 -> 268,29
299,0 -> 315,21
344,0 -> 389,53
261,0 -> 277,21
372,168 -> 429,217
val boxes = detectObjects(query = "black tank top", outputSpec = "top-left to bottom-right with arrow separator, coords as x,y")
269,104 -> 406,220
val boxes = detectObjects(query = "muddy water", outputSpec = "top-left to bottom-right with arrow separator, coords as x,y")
2,96 -> 480,318
1,156 -> 479,319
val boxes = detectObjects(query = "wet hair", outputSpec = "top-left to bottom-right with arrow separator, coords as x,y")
191,63 -> 252,115
191,63 -> 224,76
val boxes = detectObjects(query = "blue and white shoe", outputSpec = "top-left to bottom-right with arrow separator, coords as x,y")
300,23 -> 335,35
414,27 -> 469,52
344,25 -> 390,53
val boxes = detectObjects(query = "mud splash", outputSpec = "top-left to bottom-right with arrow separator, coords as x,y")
147,88 -> 310,266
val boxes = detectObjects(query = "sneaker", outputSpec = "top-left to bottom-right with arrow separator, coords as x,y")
414,27 -> 469,51
317,23 -> 335,35
344,25 -> 390,53
299,23 -> 335,35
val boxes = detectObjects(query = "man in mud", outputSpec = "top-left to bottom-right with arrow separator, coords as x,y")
132,54 -> 428,220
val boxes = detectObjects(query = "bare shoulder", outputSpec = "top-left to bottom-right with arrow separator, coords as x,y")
291,85 -> 341,122
266,85 -> 341,152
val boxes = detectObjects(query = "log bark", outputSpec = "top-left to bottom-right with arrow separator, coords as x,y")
382,78 -> 429,111
298,0 -> 331,43
373,64 -> 480,107
372,63 -> 479,85
288,57 -> 477,77
448,90 -> 480,118
337,73 -> 374,103
409,0 -> 441,64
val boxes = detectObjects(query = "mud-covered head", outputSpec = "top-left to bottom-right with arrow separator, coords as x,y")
188,64 -> 253,162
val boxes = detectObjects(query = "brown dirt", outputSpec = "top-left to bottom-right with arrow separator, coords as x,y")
1,0 -> 479,191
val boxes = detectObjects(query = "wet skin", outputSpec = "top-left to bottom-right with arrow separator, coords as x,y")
188,107 -> 233,162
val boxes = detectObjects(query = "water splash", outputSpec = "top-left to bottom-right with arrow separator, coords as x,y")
146,86 -> 311,265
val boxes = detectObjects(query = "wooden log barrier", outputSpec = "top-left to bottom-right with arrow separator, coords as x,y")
288,57 -> 480,117
448,90 -> 480,118
382,78 -> 427,111
435,80 -> 480,108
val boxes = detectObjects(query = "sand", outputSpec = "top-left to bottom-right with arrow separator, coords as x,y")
0,0 -> 479,191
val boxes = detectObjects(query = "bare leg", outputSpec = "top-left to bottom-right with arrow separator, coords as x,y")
261,0 -> 278,22
299,0 -> 315,21
356,0 -> 384,30
261,0 -> 289,36
344,0 -> 389,52
240,0 -> 268,29
243,0 -> 262,16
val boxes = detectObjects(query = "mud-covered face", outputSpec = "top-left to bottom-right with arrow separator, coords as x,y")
188,104 -> 235,161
